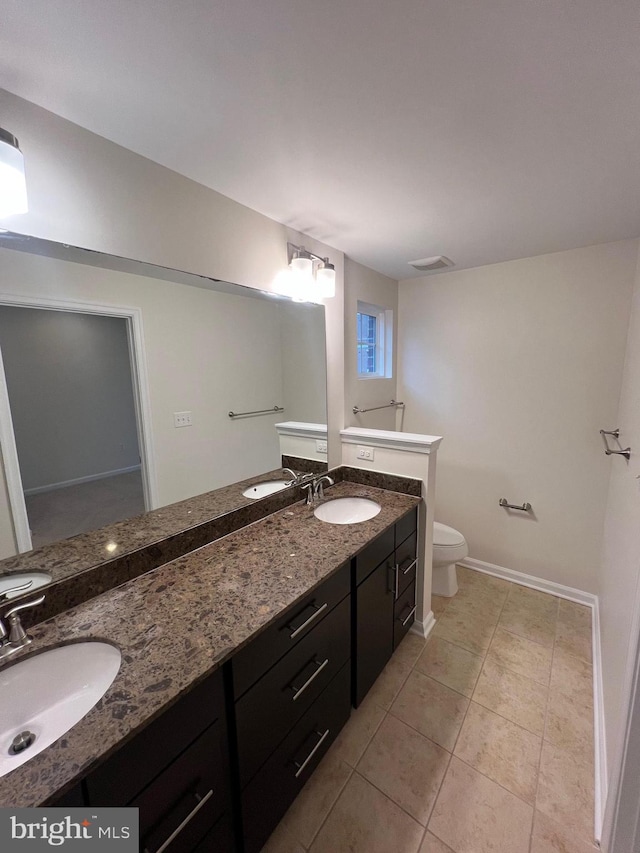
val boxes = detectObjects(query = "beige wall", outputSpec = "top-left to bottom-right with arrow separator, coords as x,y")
0,89 -> 345,472
397,240 -> 638,593
599,247 -> 640,794
344,257 -> 399,431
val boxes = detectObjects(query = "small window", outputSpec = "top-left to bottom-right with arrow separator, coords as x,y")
357,301 -> 392,379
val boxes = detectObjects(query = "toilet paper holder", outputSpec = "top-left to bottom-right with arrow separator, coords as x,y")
499,498 -> 532,512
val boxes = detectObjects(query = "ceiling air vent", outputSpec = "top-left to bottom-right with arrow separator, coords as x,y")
408,256 -> 455,272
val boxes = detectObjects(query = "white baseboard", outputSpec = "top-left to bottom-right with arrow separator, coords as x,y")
458,556 -> 597,607
459,555 -> 605,843
592,597 -> 607,843
411,609 -> 436,640
24,464 -> 141,496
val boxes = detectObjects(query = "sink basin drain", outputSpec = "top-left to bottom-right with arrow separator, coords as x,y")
9,731 -> 36,755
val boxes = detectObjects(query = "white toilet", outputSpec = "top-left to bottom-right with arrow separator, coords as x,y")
432,522 -> 468,597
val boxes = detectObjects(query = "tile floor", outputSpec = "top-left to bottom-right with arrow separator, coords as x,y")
261,566 -> 598,853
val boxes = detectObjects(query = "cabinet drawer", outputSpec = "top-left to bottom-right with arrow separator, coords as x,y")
395,507 -> 418,549
355,525 -> 394,585
241,662 -> 351,853
236,595 -> 350,788
355,558 -> 394,706
233,560 -> 350,700
191,814 -> 234,853
135,720 -> 229,853
396,531 -> 417,600
85,669 -> 225,806
394,581 -> 417,649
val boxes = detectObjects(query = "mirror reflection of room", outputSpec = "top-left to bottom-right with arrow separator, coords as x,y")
0,241 -> 327,560
0,306 -> 144,548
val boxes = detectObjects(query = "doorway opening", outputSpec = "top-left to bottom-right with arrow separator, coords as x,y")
0,298 -> 156,553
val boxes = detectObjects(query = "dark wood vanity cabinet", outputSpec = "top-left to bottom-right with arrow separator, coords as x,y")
354,507 -> 418,706
232,561 -> 352,853
83,669 -> 234,853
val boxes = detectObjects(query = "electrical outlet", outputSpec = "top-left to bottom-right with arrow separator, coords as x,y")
174,411 -> 193,428
357,445 -> 375,461
316,439 -> 328,454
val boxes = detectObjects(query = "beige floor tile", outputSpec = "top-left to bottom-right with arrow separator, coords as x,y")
329,693 -> 386,768
545,690 -> 594,764
391,670 -> 469,751
473,657 -> 548,735
449,585 -> 507,621
429,756 -> 533,853
415,636 -> 484,698
555,620 -> 592,663
357,714 -> 450,825
498,598 -> 557,647
432,595 -> 451,618
281,751 -> 352,848
366,656 -> 413,710
550,647 -> 593,704
537,740 -> 595,845
487,627 -> 553,685
432,606 -> 499,656
394,631 -> 428,668
507,584 -> 560,620
457,566 -> 512,598
261,821 -> 306,853
453,702 -> 541,803
309,772 -> 424,853
558,600 -> 592,632
419,832 -> 455,853
531,809 -> 598,852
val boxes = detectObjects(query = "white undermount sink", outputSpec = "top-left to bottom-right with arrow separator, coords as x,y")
242,479 -> 292,499
0,642 -> 121,777
314,497 -> 382,525
0,572 -> 52,600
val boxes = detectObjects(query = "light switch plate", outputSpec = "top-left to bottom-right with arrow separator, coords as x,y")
174,411 -> 193,428
357,445 -> 374,461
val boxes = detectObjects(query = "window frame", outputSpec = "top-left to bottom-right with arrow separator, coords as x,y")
356,300 -> 393,380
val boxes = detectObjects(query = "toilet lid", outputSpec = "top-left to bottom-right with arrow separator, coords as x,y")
433,522 -> 465,547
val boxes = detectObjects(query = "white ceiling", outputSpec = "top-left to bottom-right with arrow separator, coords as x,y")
1,0 -> 639,280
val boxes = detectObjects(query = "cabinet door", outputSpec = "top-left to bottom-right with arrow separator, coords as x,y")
355,558 -> 394,705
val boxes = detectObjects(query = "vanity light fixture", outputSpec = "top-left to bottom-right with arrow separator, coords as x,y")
0,128 -> 28,217
287,242 -> 336,301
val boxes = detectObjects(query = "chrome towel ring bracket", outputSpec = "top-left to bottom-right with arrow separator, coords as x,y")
600,429 -> 631,460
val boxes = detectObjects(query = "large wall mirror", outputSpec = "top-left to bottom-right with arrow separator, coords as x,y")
0,232 -> 328,581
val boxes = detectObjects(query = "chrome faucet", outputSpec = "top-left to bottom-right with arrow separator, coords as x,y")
282,467 -> 300,484
0,586 -> 45,662
301,474 -> 335,505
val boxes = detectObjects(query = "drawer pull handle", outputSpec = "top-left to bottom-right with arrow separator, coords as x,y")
401,605 -> 417,627
144,788 -> 214,853
291,658 -> 329,701
388,563 -> 399,598
294,728 -> 330,778
401,558 -> 417,576
288,602 -> 328,639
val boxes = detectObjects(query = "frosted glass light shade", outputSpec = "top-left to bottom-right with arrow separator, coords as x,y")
290,255 -> 313,277
316,265 -> 336,298
0,132 -> 28,217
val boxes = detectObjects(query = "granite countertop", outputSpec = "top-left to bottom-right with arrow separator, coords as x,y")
0,480 -> 420,808
0,467 -> 300,584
